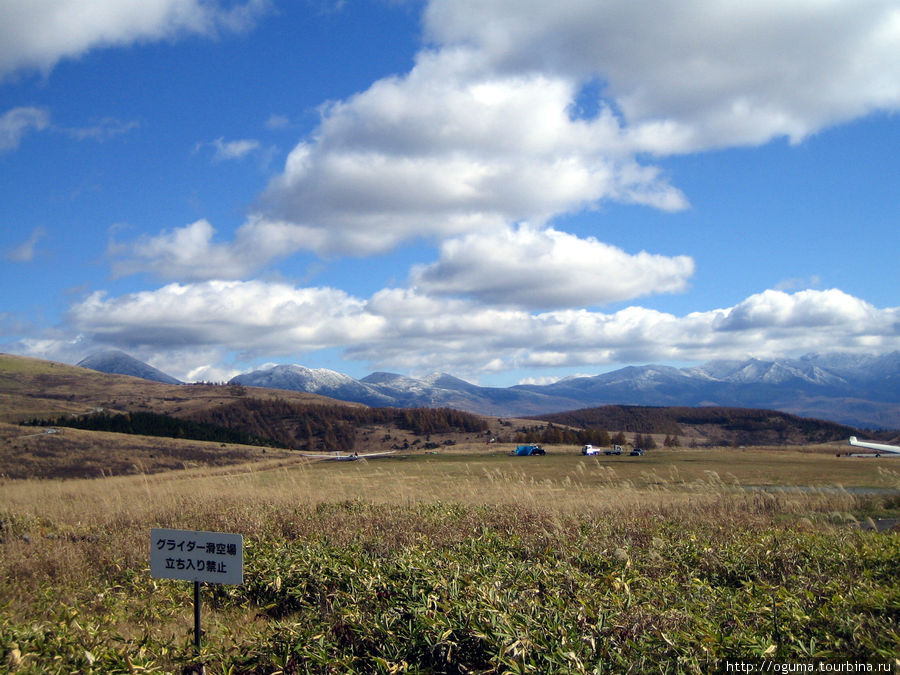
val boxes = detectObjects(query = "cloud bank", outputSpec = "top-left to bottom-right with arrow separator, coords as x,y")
63,282 -> 899,380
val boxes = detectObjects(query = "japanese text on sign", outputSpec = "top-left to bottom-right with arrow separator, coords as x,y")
150,528 -> 243,585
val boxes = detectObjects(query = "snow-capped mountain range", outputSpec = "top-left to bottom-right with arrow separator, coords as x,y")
78,350 -> 900,429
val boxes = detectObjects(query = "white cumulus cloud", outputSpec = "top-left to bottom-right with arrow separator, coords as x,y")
424,0 -> 900,152
716,289 -> 881,331
256,51 -> 688,257
68,279 -> 385,356
109,220 -> 251,281
410,225 -> 694,308
108,217 -> 320,281
0,0 -> 270,79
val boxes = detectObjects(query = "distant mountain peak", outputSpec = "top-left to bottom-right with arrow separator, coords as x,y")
422,372 -> 474,388
230,364 -> 395,406
360,371 -> 407,384
77,350 -> 182,385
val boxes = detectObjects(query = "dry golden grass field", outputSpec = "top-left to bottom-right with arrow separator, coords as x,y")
3,443 -> 900,673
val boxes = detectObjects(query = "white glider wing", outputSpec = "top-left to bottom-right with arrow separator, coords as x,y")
848,436 -> 900,455
300,451 -> 397,462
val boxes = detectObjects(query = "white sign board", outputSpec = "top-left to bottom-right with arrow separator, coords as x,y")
150,528 -> 243,585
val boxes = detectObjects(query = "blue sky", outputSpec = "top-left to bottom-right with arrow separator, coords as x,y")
1,0 -> 898,385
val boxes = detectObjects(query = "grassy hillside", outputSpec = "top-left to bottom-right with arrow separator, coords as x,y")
0,422 -> 297,479
0,353 -> 351,423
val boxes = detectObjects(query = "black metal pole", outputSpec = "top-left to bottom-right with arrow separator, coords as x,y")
194,580 -> 202,650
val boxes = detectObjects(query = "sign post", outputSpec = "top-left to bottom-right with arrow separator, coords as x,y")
150,528 -> 244,650
194,580 -> 201,650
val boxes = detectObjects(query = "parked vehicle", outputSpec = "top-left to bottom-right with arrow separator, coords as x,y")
604,445 -> 623,455
581,444 -> 600,455
512,444 -> 546,456
630,448 -> 645,456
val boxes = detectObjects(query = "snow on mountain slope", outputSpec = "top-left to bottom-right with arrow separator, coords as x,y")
77,350 -> 182,385
231,365 -> 396,406
218,352 -> 900,428
72,349 -> 900,426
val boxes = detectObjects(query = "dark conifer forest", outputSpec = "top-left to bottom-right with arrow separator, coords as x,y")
24,399 -> 490,453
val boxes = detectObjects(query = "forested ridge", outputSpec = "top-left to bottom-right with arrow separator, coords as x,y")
531,405 -> 860,445
21,397 -> 861,452
23,399 -> 489,453
22,411 -> 287,448
189,398 -> 488,451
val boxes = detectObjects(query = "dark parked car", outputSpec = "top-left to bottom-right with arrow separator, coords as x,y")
630,448 -> 644,456
512,444 -> 546,456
